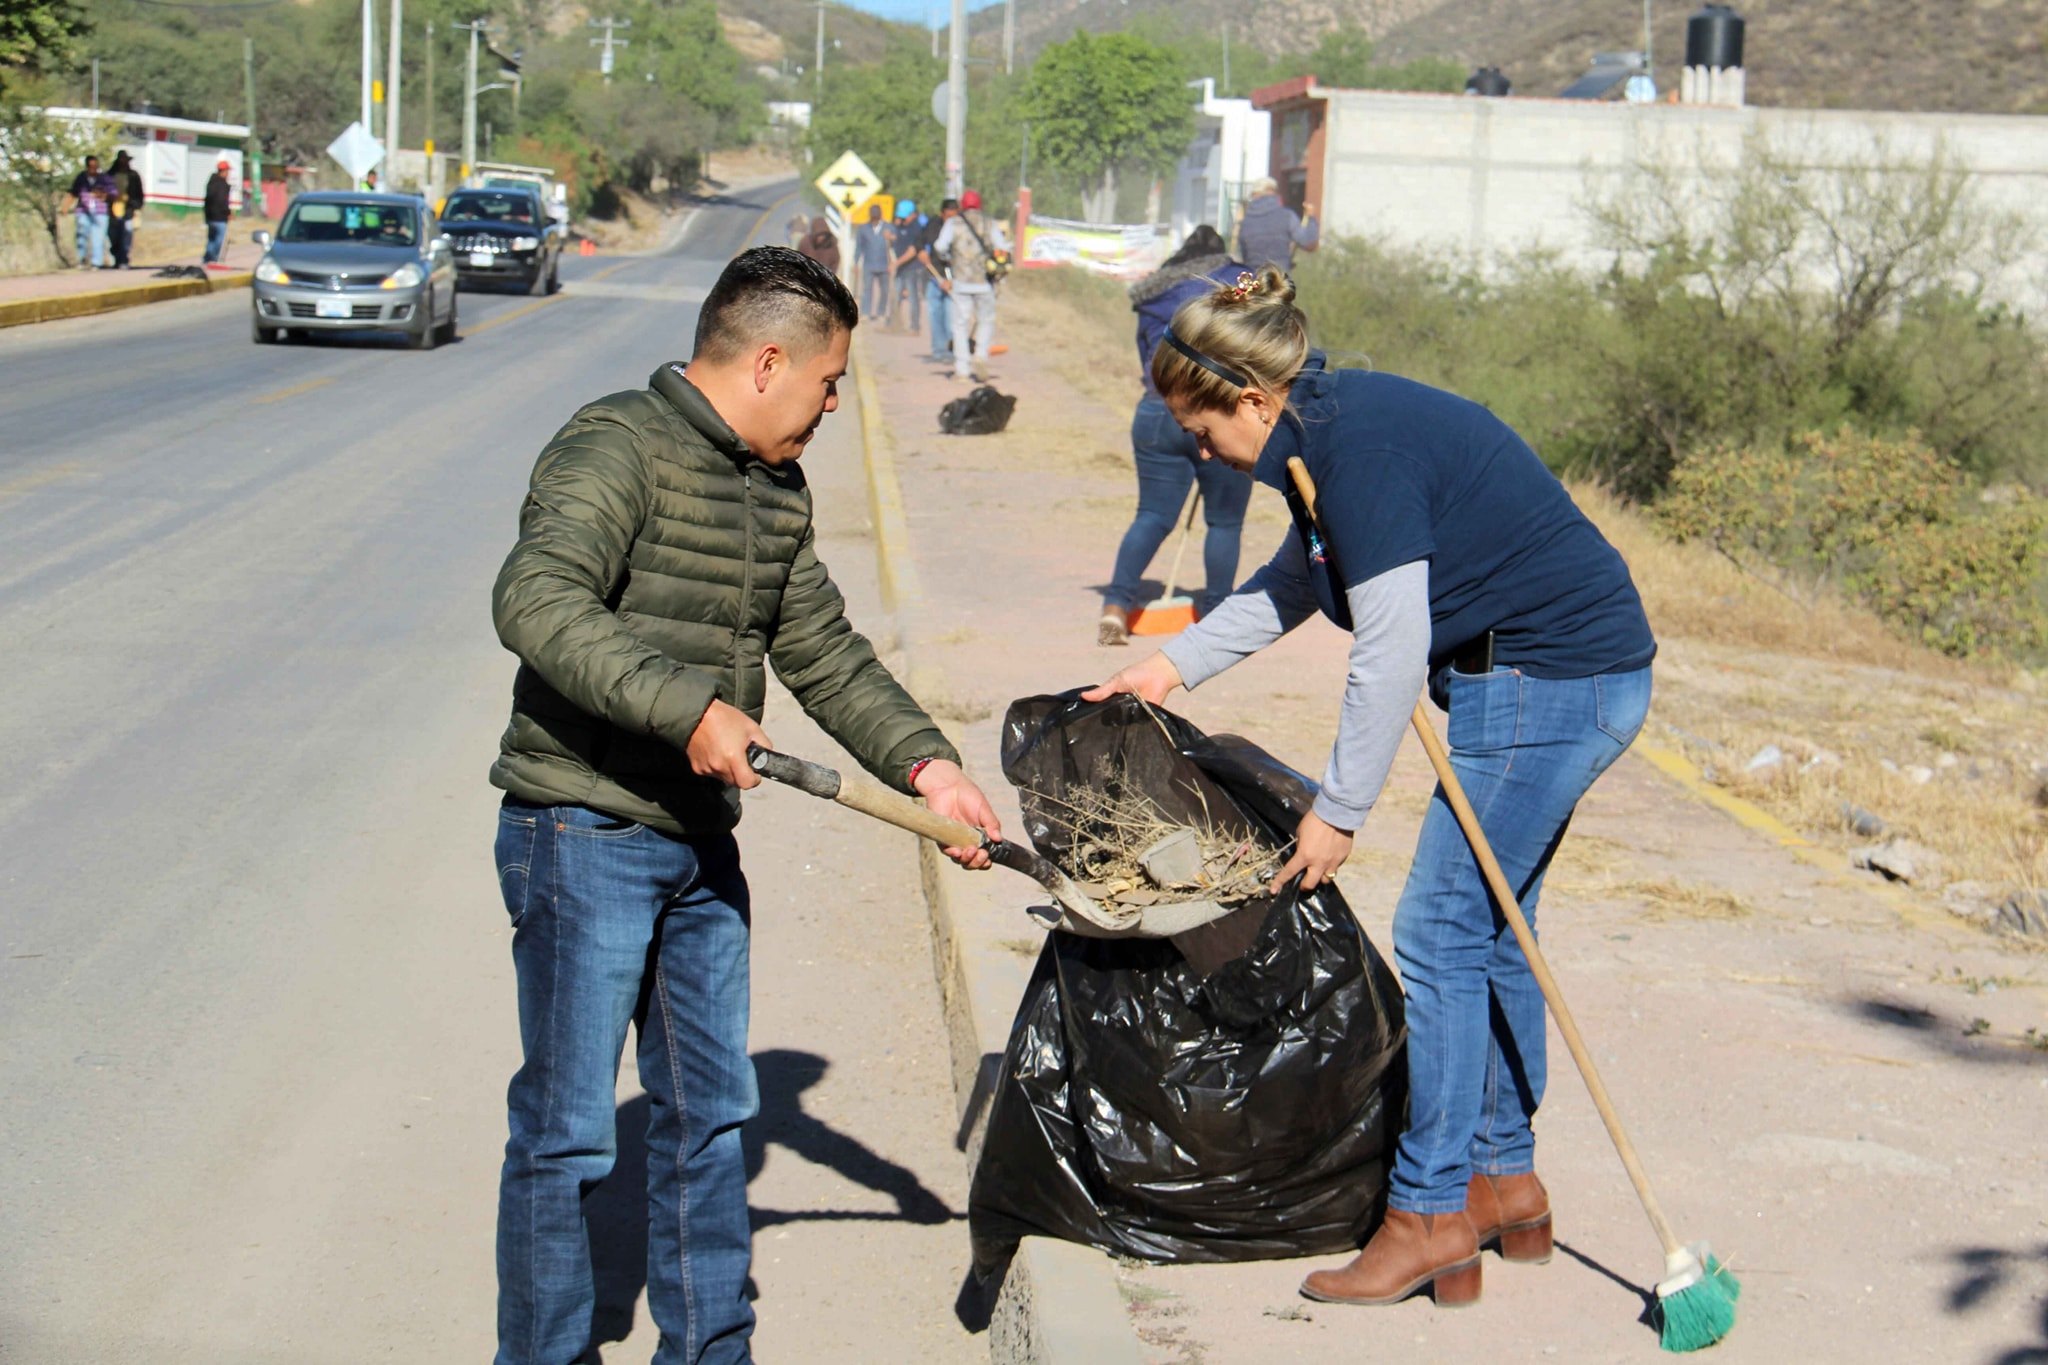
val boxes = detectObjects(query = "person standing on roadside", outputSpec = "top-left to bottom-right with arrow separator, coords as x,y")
796,213 -> 840,276
1098,225 -> 1254,645
1086,266 -> 1655,1314
202,159 -> 233,265
916,197 -> 958,366
853,202 -> 892,323
784,211 -> 809,250
66,154 -> 113,270
888,200 -> 926,332
930,189 -> 1010,383
1235,177 -> 1318,273
106,151 -> 144,270
488,246 -> 1005,1365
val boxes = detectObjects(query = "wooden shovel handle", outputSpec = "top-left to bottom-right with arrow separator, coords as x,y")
748,745 -> 985,848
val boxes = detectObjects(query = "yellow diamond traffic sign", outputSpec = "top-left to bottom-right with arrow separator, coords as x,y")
814,150 -> 882,214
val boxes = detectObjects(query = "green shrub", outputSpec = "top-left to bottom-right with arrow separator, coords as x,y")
1657,429 -> 2048,659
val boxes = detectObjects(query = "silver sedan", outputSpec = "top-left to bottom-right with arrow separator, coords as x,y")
251,192 -> 459,350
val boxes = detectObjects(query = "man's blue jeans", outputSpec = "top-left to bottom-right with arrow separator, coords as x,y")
1104,393 -> 1252,616
75,211 -> 107,267
862,266 -> 890,323
926,278 -> 952,361
494,799 -> 757,1365
204,219 -> 228,263
1388,665 -> 1652,1213
895,270 -> 923,331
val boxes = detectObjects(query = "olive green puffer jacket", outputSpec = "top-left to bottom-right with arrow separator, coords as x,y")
489,362 -> 959,835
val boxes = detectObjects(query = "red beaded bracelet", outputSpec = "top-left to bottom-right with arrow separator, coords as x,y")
907,756 -> 938,789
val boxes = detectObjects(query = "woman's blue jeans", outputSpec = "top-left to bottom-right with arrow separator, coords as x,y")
1388,665 -> 1652,1214
494,799 -> 758,1365
1104,393 -> 1252,615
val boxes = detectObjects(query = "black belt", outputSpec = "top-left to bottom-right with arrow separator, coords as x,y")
1450,631 -> 1496,675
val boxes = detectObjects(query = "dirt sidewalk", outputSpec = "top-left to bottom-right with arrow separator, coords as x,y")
855,285 -> 2048,1364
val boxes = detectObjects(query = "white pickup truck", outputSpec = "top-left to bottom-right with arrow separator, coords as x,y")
471,161 -> 570,227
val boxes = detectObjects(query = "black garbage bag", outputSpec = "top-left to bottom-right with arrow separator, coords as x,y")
967,693 -> 1408,1270
937,384 -> 1016,435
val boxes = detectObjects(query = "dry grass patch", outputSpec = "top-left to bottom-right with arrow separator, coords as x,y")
1615,876 -> 1758,921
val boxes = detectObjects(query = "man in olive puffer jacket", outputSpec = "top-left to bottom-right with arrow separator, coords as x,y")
488,246 -> 1001,1365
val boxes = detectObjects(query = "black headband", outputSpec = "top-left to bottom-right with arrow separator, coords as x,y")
1164,329 -> 1248,388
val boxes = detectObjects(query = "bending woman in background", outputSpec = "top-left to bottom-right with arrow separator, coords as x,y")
1097,226 -> 1254,646
1085,267 -> 1657,1310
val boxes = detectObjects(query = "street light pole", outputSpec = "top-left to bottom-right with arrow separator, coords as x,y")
945,0 -> 966,198
1003,0 -> 1014,76
456,18 -> 482,179
386,0 -> 402,165
814,1 -> 825,95
360,0 -> 374,136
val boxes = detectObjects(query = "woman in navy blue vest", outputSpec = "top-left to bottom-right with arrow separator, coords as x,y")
1087,266 -> 1656,1311
1097,226 -> 1255,645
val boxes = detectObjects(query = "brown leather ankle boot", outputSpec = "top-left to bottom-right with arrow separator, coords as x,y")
1466,1171 -> 1553,1263
1299,1208 -> 1481,1307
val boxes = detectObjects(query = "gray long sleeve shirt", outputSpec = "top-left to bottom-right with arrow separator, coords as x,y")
1160,533 -> 1431,831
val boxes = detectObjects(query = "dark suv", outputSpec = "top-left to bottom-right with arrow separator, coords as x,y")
440,185 -> 563,294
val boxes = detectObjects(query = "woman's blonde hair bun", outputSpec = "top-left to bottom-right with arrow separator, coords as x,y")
1149,263 -> 1310,410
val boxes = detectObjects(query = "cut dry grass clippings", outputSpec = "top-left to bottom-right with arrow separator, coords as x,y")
1617,877 -> 1758,922
1024,779 -> 1284,912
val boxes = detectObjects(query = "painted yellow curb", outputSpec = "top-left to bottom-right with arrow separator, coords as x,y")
1632,735 -> 1951,931
850,329 -> 922,615
0,271 -> 253,330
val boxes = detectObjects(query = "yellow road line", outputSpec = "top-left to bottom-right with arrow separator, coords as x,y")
464,294 -> 561,337
251,376 -> 335,405
465,188 -> 790,338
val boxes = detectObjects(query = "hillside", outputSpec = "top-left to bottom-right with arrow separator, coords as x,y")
1376,0 -> 2048,115
985,0 -> 2048,114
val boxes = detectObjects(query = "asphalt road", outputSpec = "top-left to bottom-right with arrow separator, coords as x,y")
0,181 -> 984,1363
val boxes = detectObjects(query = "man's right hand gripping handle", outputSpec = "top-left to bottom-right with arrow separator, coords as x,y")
688,700 -> 772,790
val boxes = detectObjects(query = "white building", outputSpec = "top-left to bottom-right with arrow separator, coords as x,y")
1168,80 -> 1271,245
42,107 -> 250,215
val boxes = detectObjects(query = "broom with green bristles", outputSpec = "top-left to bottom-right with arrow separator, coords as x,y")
1288,456 -> 1739,1351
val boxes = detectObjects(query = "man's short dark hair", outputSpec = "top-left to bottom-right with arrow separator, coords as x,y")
694,246 -> 858,364
940,198 -> 959,212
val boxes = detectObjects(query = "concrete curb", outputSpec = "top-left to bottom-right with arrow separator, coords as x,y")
850,331 -> 1145,1365
0,270 -> 251,330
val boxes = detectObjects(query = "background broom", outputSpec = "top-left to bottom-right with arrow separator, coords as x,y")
1129,487 -> 1202,637
1287,456 -> 1739,1352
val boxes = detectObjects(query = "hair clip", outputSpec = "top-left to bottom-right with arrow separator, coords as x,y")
1228,271 -> 1261,301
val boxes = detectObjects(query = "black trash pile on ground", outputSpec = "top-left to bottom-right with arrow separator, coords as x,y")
968,693 -> 1408,1269
937,384 -> 1016,435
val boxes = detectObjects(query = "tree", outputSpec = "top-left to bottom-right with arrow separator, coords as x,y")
0,98 -> 113,264
1,0 -> 88,91
804,46 -> 945,211
1023,30 -> 1193,222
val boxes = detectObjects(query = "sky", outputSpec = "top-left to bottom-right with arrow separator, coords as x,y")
831,0 -> 1008,24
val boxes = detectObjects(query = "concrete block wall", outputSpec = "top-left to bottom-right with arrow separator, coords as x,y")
1313,89 -> 2048,307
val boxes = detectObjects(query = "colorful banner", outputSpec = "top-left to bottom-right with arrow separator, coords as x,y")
1020,215 -> 1166,279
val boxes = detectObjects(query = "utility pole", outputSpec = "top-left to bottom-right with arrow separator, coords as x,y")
243,37 -> 259,210
456,18 -> 485,179
928,5 -> 937,59
945,0 -> 965,197
90,57 -> 99,109
1003,0 -> 1014,76
424,21 -> 435,152
386,0 -> 402,161
1222,23 -> 1231,95
360,0 -> 374,136
589,17 -> 630,82
814,1 -> 825,95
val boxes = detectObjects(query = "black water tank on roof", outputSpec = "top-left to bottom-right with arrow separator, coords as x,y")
1465,66 -> 1512,97
1686,4 -> 1745,69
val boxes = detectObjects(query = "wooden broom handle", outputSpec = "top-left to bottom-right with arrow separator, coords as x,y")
1159,486 -> 1202,601
1283,455 -> 1683,1260
1406,709 -> 1682,1259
